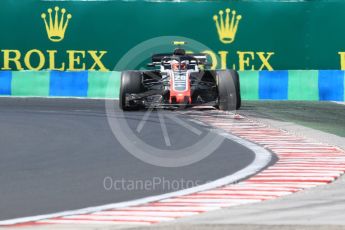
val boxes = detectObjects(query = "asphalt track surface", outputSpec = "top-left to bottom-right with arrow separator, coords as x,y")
0,98 -> 262,221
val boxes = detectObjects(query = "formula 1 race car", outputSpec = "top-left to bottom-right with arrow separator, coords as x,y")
119,41 -> 241,111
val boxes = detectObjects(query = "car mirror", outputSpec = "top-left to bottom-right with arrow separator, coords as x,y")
147,63 -> 155,68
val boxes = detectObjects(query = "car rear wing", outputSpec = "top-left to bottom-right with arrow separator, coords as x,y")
151,53 -> 173,63
151,53 -> 209,65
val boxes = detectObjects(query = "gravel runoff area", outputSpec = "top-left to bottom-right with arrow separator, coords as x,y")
6,101 -> 345,230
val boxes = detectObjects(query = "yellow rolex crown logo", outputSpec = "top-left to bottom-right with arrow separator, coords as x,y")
213,8 -> 242,44
41,6 -> 72,42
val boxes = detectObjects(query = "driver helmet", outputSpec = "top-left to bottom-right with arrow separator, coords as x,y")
171,60 -> 187,71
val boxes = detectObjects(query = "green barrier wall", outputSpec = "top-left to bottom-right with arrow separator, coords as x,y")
1,1 -> 344,101
1,70 -> 344,101
0,0 -> 345,71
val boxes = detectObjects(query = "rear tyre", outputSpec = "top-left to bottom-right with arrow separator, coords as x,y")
232,70 -> 241,109
119,71 -> 143,111
216,70 -> 241,111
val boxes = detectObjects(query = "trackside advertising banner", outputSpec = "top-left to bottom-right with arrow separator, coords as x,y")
0,0 -> 345,71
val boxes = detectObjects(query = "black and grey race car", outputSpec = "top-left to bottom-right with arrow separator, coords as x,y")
119,41 -> 241,111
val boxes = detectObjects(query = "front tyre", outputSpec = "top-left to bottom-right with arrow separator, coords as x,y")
119,71 -> 143,111
216,70 -> 241,111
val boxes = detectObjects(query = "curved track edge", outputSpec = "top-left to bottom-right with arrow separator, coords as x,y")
3,109 -> 344,227
0,112 -> 272,226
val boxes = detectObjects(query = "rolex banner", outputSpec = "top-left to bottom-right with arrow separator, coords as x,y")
0,0 -> 345,71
